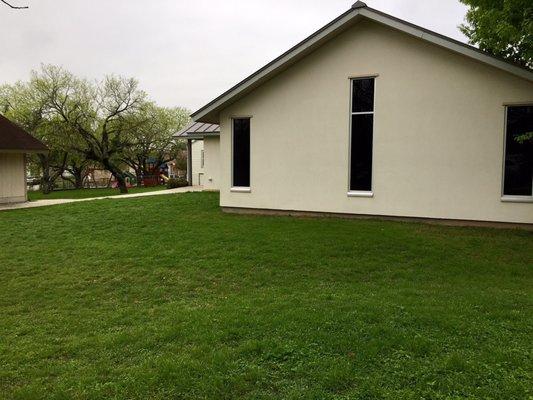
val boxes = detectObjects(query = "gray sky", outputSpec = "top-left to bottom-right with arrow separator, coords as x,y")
1,0 -> 469,112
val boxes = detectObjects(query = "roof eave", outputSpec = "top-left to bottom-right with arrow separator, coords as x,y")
178,132 -> 220,139
173,131 -> 221,139
191,6 -> 533,124
360,8 -> 533,81
191,8 -> 361,123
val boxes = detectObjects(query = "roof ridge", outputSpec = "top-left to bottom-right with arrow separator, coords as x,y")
191,4 -> 533,123
352,1 -> 367,9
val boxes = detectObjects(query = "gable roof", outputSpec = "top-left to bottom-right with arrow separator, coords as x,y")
174,122 -> 220,139
192,1 -> 533,124
0,114 -> 48,153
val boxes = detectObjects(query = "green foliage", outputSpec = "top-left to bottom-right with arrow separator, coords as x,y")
514,131 -> 533,143
166,177 -> 189,189
0,192 -> 532,399
122,101 -> 190,179
0,74 -> 74,192
0,64 -> 191,193
460,0 -> 533,68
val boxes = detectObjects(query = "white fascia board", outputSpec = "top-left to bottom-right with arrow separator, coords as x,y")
360,8 -> 533,82
191,9 -> 361,123
192,7 -> 533,124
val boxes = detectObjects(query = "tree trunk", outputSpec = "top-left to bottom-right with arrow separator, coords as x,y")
71,166 -> 85,189
135,168 -> 142,188
41,174 -> 55,194
103,160 -> 128,194
115,173 -> 128,193
75,173 -> 84,189
39,156 -> 54,194
37,153 -> 68,195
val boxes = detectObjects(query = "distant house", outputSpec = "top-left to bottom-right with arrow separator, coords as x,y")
0,115 -> 48,203
190,1 -> 533,226
174,122 -> 220,190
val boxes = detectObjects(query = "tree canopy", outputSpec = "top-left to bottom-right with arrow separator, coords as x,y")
0,64 -> 190,193
460,0 -> 533,68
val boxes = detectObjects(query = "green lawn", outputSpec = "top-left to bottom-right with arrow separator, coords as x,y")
27,186 -> 168,201
0,192 -> 531,399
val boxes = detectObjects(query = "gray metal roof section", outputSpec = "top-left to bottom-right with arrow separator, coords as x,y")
174,122 -> 220,138
191,3 -> 533,124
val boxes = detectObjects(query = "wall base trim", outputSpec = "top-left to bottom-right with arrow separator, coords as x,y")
221,206 -> 533,230
0,196 -> 27,205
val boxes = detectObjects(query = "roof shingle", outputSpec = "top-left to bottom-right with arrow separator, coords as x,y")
0,115 -> 48,152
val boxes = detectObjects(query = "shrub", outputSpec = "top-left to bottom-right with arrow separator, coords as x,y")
167,178 -> 189,189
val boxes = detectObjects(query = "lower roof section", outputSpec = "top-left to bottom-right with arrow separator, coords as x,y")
175,122 -> 220,139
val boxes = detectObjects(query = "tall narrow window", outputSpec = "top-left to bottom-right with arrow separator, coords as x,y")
350,78 -> 375,192
503,106 -> 533,198
232,118 -> 250,188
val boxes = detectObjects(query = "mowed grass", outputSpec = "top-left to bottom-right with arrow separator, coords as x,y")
27,186 -> 168,201
0,192 -> 532,399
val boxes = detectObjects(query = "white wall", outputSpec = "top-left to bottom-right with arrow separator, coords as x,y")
190,139 -> 205,186
203,137 -> 220,191
217,20 -> 533,224
0,152 -> 26,203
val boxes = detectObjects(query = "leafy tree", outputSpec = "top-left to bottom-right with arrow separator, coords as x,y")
460,0 -> 533,68
62,152 -> 92,189
121,103 -> 190,186
173,144 -> 188,176
2,64 -> 190,194
34,65 -> 147,193
0,80 -> 70,193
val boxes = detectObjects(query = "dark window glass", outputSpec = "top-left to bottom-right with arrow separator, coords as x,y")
352,78 -> 374,113
504,106 -> 533,196
350,78 -> 375,191
350,114 -> 373,191
233,118 -> 250,187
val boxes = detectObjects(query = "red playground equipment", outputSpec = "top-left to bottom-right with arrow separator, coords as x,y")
142,159 -> 169,187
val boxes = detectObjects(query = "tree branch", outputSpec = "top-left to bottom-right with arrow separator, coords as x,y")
1,0 -> 28,9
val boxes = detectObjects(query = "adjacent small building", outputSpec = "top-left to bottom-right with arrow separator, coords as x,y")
175,122 -> 220,191
0,115 -> 48,204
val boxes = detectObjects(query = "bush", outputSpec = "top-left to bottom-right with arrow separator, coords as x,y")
167,178 -> 189,189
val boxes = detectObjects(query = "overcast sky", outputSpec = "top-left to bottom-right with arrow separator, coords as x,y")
1,0 -> 469,112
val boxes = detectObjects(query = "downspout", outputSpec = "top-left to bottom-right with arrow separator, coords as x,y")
23,153 -> 28,202
187,139 -> 193,186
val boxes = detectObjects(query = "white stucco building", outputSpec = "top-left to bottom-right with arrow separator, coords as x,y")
189,2 -> 533,226
175,122 -> 220,190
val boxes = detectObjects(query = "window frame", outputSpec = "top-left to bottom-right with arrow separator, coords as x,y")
348,76 -> 377,197
231,116 -> 252,193
501,104 -> 533,203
